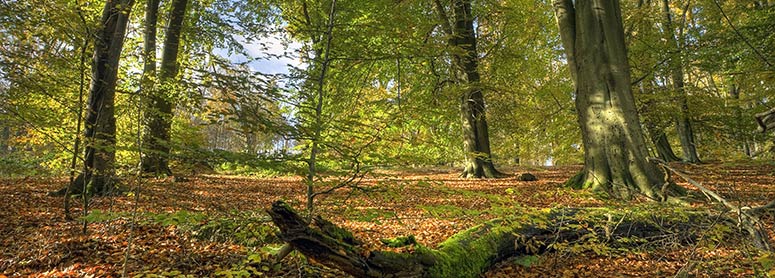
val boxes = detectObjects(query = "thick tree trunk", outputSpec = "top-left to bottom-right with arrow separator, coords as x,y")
268,201 -> 707,278
554,0 -> 679,200
661,0 -> 700,163
142,0 -> 188,176
436,0 -> 501,178
80,0 -> 134,194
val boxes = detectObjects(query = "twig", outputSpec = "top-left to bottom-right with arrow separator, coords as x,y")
710,0 -> 773,69
649,158 -> 773,251
122,78 -> 146,277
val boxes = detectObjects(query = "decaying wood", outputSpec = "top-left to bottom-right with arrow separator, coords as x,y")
756,107 -> 775,133
268,201 -> 712,278
651,158 -> 774,251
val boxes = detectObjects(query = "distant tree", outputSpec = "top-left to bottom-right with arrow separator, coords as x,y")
433,0 -> 501,178
660,0 -> 701,163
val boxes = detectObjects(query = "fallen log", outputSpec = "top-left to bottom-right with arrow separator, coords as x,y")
756,107 -> 775,133
267,201 -> 717,278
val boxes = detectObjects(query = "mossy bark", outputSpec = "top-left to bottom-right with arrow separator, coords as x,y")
553,0 -> 682,200
268,201 -> 707,278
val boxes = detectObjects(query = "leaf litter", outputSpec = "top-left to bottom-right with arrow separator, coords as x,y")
1,163 -> 774,277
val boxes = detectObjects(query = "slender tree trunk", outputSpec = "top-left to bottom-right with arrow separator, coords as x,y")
140,0 -> 160,171
142,0 -> 188,176
435,0 -> 501,178
661,0 -> 700,163
0,126 -> 8,154
554,0 -> 679,200
727,82 -> 753,156
141,0 -> 159,90
81,0 -> 135,194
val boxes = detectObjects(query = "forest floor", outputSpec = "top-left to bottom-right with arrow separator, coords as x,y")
2,162 -> 775,277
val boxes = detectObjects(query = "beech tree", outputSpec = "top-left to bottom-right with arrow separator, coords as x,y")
660,0 -> 701,163
79,0 -> 135,194
434,0 -> 501,178
142,0 -> 189,175
553,0 -> 681,199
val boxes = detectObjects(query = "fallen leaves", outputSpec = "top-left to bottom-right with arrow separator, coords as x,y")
1,163 -> 775,276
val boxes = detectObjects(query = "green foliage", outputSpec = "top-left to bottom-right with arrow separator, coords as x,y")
757,252 -> 775,277
194,212 -> 279,247
84,209 -> 280,247
511,255 -> 540,268
214,250 -> 280,278
348,207 -> 396,224
380,235 -> 417,248
0,151 -> 60,177
133,270 -> 196,278
420,205 -> 482,219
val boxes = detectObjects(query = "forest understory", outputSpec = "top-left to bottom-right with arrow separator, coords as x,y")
3,162 -> 775,277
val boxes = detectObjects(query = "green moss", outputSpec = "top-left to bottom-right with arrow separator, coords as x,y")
380,235 -> 416,248
423,220 -> 522,277
564,171 -> 586,189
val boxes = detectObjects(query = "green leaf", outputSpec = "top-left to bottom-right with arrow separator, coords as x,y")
512,255 -> 539,267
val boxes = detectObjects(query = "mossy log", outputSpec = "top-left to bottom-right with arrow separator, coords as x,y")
267,201 -> 713,278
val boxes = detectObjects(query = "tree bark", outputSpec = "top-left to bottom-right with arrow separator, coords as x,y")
79,0 -> 135,194
639,86 -> 680,163
727,83 -> 752,156
661,0 -> 700,163
435,0 -> 501,178
140,0 -> 162,173
553,0 -> 680,200
0,126 -> 9,154
267,200 -> 706,278
650,127 -> 681,162
142,0 -> 188,176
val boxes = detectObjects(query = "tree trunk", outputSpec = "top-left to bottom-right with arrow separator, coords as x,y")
727,83 -> 753,156
79,0 -> 134,194
435,0 -> 501,178
639,87 -> 680,163
553,0 -> 679,200
267,201 -> 707,278
661,0 -> 700,163
142,0 -> 188,176
650,127 -> 681,162
0,126 -> 9,154
140,0 -> 161,171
